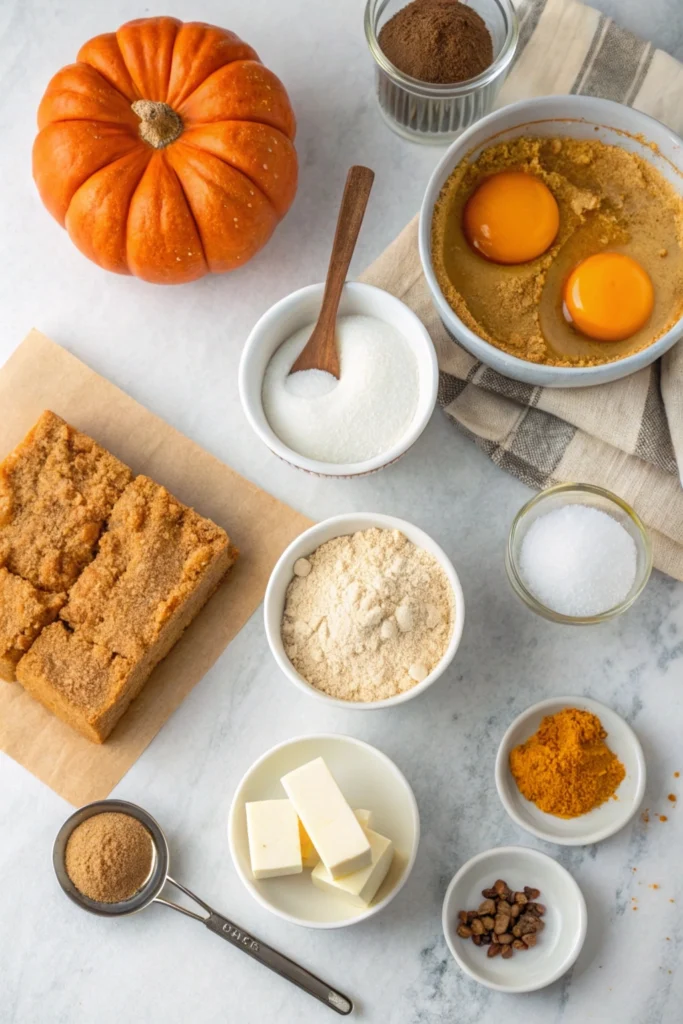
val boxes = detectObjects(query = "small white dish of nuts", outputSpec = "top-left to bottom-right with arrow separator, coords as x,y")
442,846 -> 587,993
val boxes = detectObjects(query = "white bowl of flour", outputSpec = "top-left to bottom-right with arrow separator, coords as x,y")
264,513 -> 465,709
239,282 -> 438,476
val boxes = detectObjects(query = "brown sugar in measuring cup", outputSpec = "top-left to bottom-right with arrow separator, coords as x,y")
54,800 -> 353,1016
65,811 -> 154,903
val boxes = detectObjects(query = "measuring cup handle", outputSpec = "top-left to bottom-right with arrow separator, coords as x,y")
204,912 -> 353,1016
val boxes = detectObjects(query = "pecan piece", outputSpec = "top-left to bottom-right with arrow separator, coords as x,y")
494,913 -> 511,934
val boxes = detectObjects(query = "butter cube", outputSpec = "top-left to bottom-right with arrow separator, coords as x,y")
299,809 -> 373,869
246,799 -> 303,880
298,819 -> 319,868
281,758 -> 371,878
354,808 -> 373,829
311,827 -> 394,907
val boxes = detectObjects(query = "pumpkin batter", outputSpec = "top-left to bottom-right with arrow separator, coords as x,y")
431,136 -> 683,367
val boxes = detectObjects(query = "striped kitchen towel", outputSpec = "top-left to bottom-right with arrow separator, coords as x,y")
360,0 -> 683,581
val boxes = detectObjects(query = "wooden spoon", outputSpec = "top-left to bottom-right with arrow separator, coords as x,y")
289,165 -> 375,379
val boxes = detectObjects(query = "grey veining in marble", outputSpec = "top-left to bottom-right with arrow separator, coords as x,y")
1,1 -> 683,1022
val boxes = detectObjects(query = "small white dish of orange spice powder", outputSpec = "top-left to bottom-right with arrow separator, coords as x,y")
495,696 -> 646,846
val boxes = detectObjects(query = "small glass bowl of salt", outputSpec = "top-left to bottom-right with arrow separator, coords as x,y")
506,483 -> 652,625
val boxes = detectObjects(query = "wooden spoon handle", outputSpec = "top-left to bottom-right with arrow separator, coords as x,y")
290,165 -> 375,376
320,165 -> 375,319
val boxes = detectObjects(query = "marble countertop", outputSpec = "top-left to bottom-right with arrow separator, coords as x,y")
1,1 -> 682,1022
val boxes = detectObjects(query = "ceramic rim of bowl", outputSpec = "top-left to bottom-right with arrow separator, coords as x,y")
264,512 -> 465,709
418,95 -> 683,384
238,282 -> 439,477
505,482 -> 653,624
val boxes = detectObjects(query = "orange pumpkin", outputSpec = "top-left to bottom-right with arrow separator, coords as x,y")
33,17 -> 298,284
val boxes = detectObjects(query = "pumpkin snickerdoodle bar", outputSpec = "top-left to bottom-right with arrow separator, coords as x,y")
17,475 -> 237,742
16,622 -> 144,744
0,568 -> 65,682
61,475 -> 237,662
0,410 -> 133,592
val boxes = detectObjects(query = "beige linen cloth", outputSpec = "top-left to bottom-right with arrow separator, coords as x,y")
360,0 -> 683,580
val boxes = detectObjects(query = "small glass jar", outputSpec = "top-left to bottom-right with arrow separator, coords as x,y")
364,0 -> 518,145
506,483 -> 653,625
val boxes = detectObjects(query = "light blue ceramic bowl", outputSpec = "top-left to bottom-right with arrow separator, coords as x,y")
419,95 -> 683,388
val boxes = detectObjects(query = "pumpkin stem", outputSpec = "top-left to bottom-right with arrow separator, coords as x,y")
132,100 -> 183,149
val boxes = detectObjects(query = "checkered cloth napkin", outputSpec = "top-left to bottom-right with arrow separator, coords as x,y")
360,0 -> 683,580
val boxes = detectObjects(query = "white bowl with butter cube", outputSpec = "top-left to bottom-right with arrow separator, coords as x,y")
228,734 -> 420,928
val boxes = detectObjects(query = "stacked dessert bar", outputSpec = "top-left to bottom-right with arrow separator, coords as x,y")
0,411 -> 237,742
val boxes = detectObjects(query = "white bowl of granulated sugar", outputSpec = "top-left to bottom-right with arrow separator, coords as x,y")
264,513 -> 465,709
239,282 -> 438,477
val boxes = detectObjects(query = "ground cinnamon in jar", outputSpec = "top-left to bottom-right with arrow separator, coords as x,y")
65,811 -> 154,903
378,0 -> 493,84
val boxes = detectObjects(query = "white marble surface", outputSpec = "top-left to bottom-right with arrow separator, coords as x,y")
1,1 -> 683,1022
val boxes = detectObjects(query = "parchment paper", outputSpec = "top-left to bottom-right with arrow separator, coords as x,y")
0,330 -> 312,806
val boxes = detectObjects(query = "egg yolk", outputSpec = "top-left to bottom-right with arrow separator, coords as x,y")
563,253 -> 654,342
463,171 -> 560,264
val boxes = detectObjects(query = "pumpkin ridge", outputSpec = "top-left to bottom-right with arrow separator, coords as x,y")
33,121 -> 145,225
66,147 -> 152,272
165,26 -> 259,109
177,136 -> 275,215
77,52 -> 140,105
38,64 -> 140,131
173,59 -> 255,121
35,117 -> 140,138
115,17 -> 181,101
177,60 -> 294,136
160,154 -> 209,268
122,152 -> 155,253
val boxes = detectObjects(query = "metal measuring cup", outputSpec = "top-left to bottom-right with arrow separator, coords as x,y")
53,799 -> 353,1016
